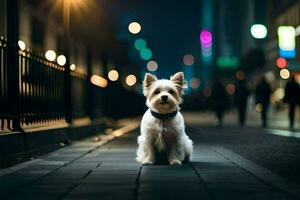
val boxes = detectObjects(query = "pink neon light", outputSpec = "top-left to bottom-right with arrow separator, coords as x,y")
200,30 -> 212,44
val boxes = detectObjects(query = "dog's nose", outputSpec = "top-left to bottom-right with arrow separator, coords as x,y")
161,95 -> 168,101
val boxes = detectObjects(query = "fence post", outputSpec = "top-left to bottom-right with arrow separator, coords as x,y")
7,0 -> 21,131
86,48 -> 93,119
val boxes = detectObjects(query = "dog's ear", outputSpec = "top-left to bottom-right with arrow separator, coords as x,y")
143,73 -> 157,96
170,72 -> 186,95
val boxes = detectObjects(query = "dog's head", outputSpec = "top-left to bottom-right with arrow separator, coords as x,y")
143,72 -> 186,114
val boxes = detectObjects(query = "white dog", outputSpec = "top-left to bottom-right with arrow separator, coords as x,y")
136,72 -> 193,165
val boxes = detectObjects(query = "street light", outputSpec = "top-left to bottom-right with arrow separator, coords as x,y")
90,74 -> 108,88
70,64 -> 76,71
126,74 -> 137,86
183,54 -> 195,66
18,40 -> 26,51
250,24 -> 267,39
128,22 -> 141,34
108,70 -> 119,81
45,50 -> 57,62
57,55 -> 67,66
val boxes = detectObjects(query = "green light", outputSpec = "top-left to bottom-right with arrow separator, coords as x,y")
217,57 -> 239,68
134,39 -> 147,51
140,48 -> 152,60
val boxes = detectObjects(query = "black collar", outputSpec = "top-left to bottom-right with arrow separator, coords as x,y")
150,109 -> 178,120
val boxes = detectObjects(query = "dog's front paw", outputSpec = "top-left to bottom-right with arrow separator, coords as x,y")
169,159 -> 182,165
142,160 -> 153,166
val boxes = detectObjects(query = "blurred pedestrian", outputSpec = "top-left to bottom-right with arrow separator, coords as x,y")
255,77 -> 272,128
283,75 -> 300,129
211,79 -> 230,127
234,80 -> 250,126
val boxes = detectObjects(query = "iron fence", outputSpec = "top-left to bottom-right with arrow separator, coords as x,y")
0,37 -> 103,132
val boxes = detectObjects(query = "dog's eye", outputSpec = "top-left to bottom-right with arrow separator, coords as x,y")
169,90 -> 175,94
154,90 -> 160,94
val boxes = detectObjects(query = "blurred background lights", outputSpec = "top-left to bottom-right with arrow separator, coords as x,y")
278,26 -> 296,58
128,22 -> 141,34
276,57 -> 287,69
226,83 -> 235,95
203,86 -> 212,97
200,30 -> 212,44
90,75 -> 107,88
57,55 -> 66,66
18,40 -> 26,50
147,60 -> 158,71
45,50 -> 56,62
250,24 -> 267,39
183,54 -> 195,66
189,78 -> 201,89
255,103 -> 263,112
125,74 -> 137,86
108,69 -> 119,81
140,48 -> 152,60
134,39 -> 147,51
279,68 -> 290,79
236,70 -> 245,80
200,29 -> 213,60
70,64 -> 76,71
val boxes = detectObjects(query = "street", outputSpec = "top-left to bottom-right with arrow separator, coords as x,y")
1,113 -> 300,200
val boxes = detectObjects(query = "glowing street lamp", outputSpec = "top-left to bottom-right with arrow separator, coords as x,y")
126,74 -> 137,86
250,24 -> 267,39
18,40 -> 26,51
70,64 -> 76,71
57,55 -> 67,66
90,74 -> 108,88
45,50 -> 56,62
128,22 -> 141,34
108,70 -> 119,81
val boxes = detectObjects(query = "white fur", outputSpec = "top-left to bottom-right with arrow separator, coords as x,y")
136,72 -> 193,165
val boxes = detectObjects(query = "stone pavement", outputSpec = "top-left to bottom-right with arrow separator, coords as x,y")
0,126 -> 299,200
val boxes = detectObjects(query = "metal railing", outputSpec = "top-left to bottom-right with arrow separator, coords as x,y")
0,37 -> 104,132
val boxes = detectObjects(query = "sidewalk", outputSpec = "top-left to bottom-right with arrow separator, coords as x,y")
0,124 -> 299,200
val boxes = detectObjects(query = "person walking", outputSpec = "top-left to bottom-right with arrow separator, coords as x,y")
283,75 -> 300,129
255,77 -> 272,128
211,79 -> 230,127
234,80 -> 250,126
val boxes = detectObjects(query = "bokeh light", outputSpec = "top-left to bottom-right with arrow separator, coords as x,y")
200,30 -> 212,44
226,83 -> 235,95
126,74 -> 137,86
70,64 -> 76,71
18,40 -> 26,51
45,50 -> 56,62
108,70 -> 119,81
147,60 -> 158,71
200,29 -> 213,60
90,75 -> 107,88
203,87 -> 212,97
189,78 -> 201,89
57,55 -> 66,66
276,57 -> 287,69
279,68 -> 290,79
183,54 -> 195,66
236,70 -> 245,80
128,22 -> 141,34
250,24 -> 267,39
140,48 -> 152,60
134,39 -> 147,51
255,103 -> 263,112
